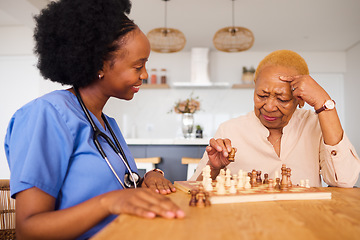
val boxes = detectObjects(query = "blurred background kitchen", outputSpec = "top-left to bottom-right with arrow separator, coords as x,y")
0,0 -> 359,184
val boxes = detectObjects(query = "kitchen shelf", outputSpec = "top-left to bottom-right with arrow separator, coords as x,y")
140,84 -> 170,89
172,82 -> 230,88
140,83 -> 254,89
231,83 -> 255,89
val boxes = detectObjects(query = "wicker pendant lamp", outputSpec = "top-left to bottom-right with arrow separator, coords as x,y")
147,0 -> 186,53
213,0 -> 254,52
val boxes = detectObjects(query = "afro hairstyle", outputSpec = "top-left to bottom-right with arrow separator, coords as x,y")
33,0 -> 137,87
254,50 -> 309,81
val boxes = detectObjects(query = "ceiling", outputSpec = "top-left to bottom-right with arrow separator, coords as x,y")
1,0 -> 359,52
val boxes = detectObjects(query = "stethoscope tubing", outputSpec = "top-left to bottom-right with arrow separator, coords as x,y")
74,87 -> 138,188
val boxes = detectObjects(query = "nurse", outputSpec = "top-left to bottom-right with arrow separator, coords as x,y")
5,0 -> 184,239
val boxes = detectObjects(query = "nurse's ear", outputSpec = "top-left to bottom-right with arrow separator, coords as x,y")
97,70 -> 105,80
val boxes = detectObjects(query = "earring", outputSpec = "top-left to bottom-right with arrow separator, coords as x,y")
98,74 -> 103,80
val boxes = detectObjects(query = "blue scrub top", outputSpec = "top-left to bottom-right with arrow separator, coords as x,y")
5,90 -> 138,239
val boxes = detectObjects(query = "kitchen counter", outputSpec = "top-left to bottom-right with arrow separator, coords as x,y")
126,138 -> 210,145
126,138 -> 209,182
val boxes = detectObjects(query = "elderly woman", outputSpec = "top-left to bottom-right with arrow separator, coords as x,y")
190,50 -> 360,188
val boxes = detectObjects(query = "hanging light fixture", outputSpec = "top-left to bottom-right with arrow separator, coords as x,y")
213,0 -> 254,52
147,0 -> 186,53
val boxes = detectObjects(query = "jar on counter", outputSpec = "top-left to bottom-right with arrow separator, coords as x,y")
150,68 -> 157,84
160,68 -> 167,84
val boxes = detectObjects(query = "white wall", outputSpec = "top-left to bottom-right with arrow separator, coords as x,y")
345,42 -> 360,187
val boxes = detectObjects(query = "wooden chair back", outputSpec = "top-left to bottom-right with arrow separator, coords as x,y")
0,179 -> 16,239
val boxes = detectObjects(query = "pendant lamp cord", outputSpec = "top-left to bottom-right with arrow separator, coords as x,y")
164,0 -> 168,29
232,0 -> 235,28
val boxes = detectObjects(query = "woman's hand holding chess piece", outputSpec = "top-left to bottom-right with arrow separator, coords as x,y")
205,138 -> 237,180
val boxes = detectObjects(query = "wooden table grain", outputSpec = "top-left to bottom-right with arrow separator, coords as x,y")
91,188 -> 360,240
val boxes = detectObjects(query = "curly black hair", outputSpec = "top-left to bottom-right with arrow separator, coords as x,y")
34,0 -> 137,87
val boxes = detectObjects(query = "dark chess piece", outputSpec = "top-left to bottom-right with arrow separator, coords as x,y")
251,170 -> 257,187
275,178 -> 281,190
263,173 -> 269,185
256,170 -> 262,185
196,191 -> 206,208
189,189 -> 198,207
280,164 -> 288,191
228,148 -> 236,162
204,192 -> 211,207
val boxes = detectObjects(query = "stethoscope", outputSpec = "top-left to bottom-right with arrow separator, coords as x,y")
74,87 -> 141,189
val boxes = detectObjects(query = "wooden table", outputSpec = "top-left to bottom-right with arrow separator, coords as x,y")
91,187 -> 360,240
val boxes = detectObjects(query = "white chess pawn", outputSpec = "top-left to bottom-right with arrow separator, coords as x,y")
238,169 -> 243,178
305,179 -> 310,188
244,176 -> 251,189
217,180 -> 226,195
229,180 -> 237,194
225,169 -> 232,187
215,176 -> 221,189
205,178 -> 213,192
204,165 -> 211,176
237,175 -> 244,189
232,174 -> 238,182
300,179 -> 305,187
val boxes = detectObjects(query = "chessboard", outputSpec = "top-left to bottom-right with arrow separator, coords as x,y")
174,181 -> 332,204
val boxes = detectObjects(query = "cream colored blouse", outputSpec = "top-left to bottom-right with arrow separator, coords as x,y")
190,109 -> 360,187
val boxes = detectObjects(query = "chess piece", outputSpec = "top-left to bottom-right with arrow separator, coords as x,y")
280,164 -> 288,191
204,192 -> 211,206
220,169 -> 226,177
204,178 -> 213,192
196,191 -> 206,207
251,170 -> 257,187
228,147 -> 236,162
256,170 -> 262,185
229,180 -> 237,194
268,179 -> 274,191
238,169 -> 243,178
215,176 -> 221,189
286,168 -> 292,188
275,178 -> 281,190
244,176 -> 251,189
217,182 -> 226,195
237,174 -> 244,189
300,179 -> 305,187
305,179 -> 310,188
274,171 -> 279,182
189,189 -> 198,206
225,169 -> 232,187
216,175 -> 226,195
263,173 -> 269,185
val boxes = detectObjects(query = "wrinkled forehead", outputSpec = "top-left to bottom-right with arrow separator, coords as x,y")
255,66 -> 298,95
257,65 -> 298,83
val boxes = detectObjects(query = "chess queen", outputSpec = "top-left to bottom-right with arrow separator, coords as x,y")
190,50 -> 360,188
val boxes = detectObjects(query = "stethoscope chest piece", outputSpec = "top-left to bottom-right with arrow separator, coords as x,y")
124,172 -> 141,188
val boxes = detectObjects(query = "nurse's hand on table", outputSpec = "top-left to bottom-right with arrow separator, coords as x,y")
206,138 -> 236,170
141,171 -> 176,195
102,188 -> 185,219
